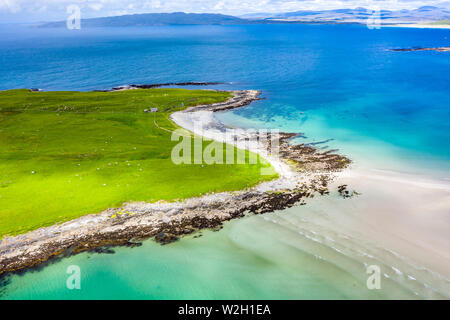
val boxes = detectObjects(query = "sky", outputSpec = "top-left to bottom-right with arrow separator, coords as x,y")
1,0 -> 449,23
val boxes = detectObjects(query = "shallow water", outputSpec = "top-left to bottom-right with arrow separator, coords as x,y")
0,24 -> 449,299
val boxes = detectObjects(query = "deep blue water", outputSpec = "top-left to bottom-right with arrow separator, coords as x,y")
1,24 -> 449,175
1,24 -> 449,299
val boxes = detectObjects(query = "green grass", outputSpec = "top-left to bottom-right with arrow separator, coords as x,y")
426,20 -> 450,25
0,89 -> 276,238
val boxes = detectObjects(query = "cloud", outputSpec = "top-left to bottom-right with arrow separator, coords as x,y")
89,3 -> 103,11
0,0 -> 22,13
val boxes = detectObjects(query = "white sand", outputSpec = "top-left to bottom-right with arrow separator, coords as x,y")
290,165 -> 450,298
171,109 -> 301,189
331,166 -> 450,275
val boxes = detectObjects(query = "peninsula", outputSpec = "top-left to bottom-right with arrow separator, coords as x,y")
0,87 -> 350,275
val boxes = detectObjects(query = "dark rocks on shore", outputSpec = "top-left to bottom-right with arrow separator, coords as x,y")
277,133 -> 351,173
89,246 -> 116,254
154,232 -> 179,245
337,184 -> 360,198
0,88 -> 354,276
0,174 -> 342,275
130,82 -> 224,89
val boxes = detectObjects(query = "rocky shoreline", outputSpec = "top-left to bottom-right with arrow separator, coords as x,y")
96,81 -> 226,92
390,46 -> 450,52
0,89 -> 350,276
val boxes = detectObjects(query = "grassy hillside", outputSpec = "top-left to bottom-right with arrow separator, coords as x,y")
0,89 -> 276,238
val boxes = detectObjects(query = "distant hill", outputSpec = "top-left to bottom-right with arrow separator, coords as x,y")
37,6 -> 450,28
239,12 -> 277,20
39,12 -> 256,27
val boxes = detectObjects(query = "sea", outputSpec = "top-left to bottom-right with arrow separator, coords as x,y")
0,23 -> 449,299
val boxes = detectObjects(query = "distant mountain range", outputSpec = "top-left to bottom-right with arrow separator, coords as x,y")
249,6 -> 450,23
39,12 -> 254,27
38,6 -> 450,28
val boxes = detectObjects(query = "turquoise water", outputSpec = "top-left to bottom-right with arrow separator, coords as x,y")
0,24 -> 449,299
0,212 -> 393,300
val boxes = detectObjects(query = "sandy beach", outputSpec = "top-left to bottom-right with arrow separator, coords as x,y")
173,91 -> 450,298
310,166 -> 450,297
385,23 -> 450,29
0,89 -> 448,299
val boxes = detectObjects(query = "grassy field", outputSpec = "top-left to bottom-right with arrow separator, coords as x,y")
0,89 -> 276,238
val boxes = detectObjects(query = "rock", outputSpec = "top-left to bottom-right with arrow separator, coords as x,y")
166,209 -> 179,216
154,232 -> 178,245
0,89 -> 355,276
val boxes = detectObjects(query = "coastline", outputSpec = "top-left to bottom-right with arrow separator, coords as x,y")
384,23 -> 450,29
213,117 -> 450,298
204,96 -> 450,298
0,89 -> 351,276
